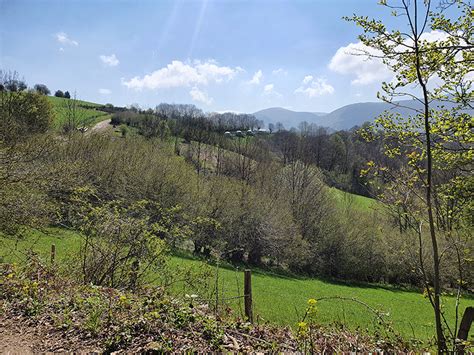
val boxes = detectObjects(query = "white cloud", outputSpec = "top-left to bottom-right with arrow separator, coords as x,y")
55,32 -> 78,46
100,54 -> 119,67
99,88 -> 111,95
248,70 -> 263,85
59,47 -> 64,52
295,77 -> 334,97
302,75 -> 313,84
328,31 -> 452,86
263,83 -> 282,98
190,87 -> 213,105
419,30 -> 450,43
328,41 -> 391,85
272,68 -> 287,76
264,83 -> 274,93
122,60 -> 240,90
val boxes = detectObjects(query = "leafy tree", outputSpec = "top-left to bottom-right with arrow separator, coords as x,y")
34,83 -> 50,95
0,89 -> 54,143
350,0 -> 472,351
64,91 -> 71,99
54,90 -> 64,97
0,70 -> 27,92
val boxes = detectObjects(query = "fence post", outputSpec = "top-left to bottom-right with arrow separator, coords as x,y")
50,244 -> 56,265
244,269 -> 253,323
457,307 -> 474,354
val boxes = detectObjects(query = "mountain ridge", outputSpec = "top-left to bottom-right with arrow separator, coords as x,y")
253,100 -> 473,130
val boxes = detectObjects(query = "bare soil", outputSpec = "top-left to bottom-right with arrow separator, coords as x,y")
0,314 -> 102,354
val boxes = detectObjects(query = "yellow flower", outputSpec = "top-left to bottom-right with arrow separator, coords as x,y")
298,321 -> 307,330
307,299 -> 317,306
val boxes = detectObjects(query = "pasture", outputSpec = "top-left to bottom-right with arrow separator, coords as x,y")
1,227 -> 471,344
47,96 -> 110,128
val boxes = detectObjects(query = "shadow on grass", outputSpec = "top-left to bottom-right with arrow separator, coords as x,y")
171,249 -> 474,300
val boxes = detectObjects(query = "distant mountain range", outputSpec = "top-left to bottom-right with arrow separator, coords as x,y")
253,100 -> 473,131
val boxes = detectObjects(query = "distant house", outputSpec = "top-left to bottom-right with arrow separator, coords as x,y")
224,131 -> 232,138
235,130 -> 245,137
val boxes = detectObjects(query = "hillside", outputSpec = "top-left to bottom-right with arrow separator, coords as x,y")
254,100 -> 474,130
47,96 -> 111,129
253,107 -> 326,130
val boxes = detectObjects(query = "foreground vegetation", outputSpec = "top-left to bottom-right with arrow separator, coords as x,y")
2,258 -> 420,352
1,228 -> 472,345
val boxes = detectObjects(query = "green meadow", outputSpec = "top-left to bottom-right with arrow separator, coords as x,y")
47,96 -> 110,128
1,227 -> 471,343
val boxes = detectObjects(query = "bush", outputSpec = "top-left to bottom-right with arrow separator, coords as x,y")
0,90 -> 54,143
54,90 -> 64,97
70,191 -> 172,289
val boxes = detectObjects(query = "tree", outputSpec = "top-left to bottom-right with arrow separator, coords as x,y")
268,122 -> 275,133
351,0 -> 472,351
0,87 -> 56,234
62,92 -> 87,133
0,89 -> 54,143
54,90 -> 64,97
0,70 -> 27,92
34,84 -> 50,95
64,91 -> 71,99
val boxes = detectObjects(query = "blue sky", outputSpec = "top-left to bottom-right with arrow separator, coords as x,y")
1,0 -> 402,113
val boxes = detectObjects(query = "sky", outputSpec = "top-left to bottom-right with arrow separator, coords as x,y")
1,0 -> 408,113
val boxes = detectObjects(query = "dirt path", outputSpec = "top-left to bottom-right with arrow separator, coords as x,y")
91,118 -> 112,132
0,314 -> 102,354
0,316 -> 34,354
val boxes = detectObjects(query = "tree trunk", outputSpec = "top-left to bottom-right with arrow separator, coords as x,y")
414,23 -> 446,351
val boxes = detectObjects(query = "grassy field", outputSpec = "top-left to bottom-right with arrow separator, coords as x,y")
1,227 -> 472,344
329,187 -> 375,211
47,96 -> 111,129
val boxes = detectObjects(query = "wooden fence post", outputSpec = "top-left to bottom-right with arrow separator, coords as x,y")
244,269 -> 253,323
50,244 -> 56,265
457,306 -> 474,354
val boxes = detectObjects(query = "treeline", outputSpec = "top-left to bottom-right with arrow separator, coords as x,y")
109,103 -> 388,197
0,70 -> 70,98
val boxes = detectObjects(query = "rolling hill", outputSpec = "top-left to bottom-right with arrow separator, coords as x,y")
253,107 -> 327,130
254,100 -> 474,131
47,96 -> 111,129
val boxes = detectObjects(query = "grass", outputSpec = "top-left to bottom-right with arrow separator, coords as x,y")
1,227 -> 472,344
329,187 -> 376,211
47,96 -> 111,129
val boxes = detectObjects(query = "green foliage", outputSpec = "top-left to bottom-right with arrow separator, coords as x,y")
47,96 -> 110,130
0,90 -> 54,143
349,0 -> 473,351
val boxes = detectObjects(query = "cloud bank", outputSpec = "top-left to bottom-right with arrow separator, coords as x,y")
122,60 -> 241,90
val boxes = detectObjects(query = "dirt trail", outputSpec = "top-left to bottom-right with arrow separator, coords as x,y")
0,316 -> 34,354
0,315 -> 102,354
91,118 -> 112,132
